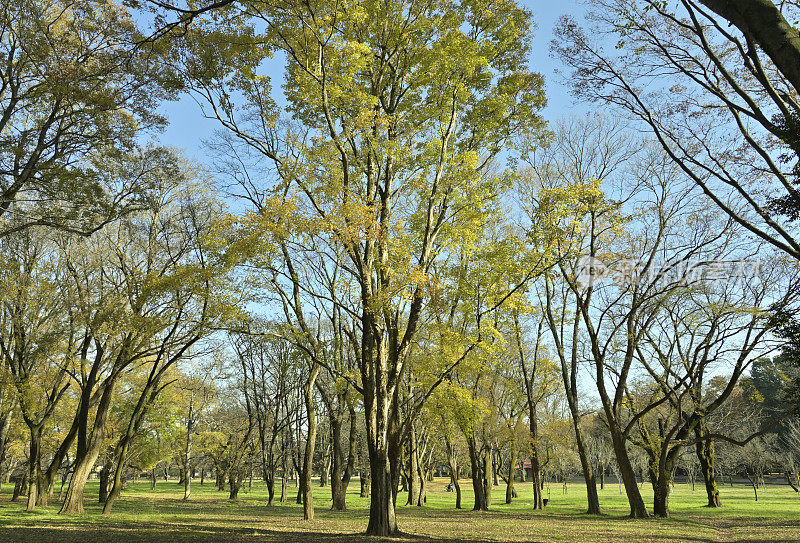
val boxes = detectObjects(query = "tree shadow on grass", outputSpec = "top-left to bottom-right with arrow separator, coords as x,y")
0,511 -> 771,543
0,523 -> 731,543
0,525 -> 530,543
2,492 -> 798,543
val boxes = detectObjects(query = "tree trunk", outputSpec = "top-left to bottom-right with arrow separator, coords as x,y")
406,423 -> 419,506
746,471 -> 759,501
60,457 -> 95,514
572,407 -> 602,515
445,439 -> 462,509
697,0 -> 800,99
26,426 -> 42,512
365,443 -> 397,535
417,462 -> 426,506
301,368 -> 319,520
0,411 -> 12,492
103,440 -> 134,515
365,401 -> 403,537
341,409 -> 356,502
505,441 -> 517,504
545,305 -> 601,515
266,476 -> 275,506
652,454 -> 676,518
695,422 -> 721,507
786,471 -> 800,492
151,468 -> 157,490
360,467 -> 370,498
453,466 -> 462,509
58,463 -> 70,501
183,465 -> 191,501
330,408 -> 356,511
99,462 -> 111,503
528,403 -> 545,510
363,356 -> 401,537
60,375 -> 118,515
280,449 -> 288,503
329,416 -> 346,510
608,424 -> 648,518
183,401 -> 194,501
12,470 -> 27,502
467,434 -> 488,511
492,449 -> 499,487
229,470 -> 241,500
483,444 -> 492,509
319,449 -> 329,487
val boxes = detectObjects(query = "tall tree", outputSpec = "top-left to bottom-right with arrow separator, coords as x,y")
553,0 -> 800,260
0,227 -> 75,510
533,142 -> 747,517
0,0 -> 171,238
523,115 -> 638,516
60,153 -> 230,514
182,0 -> 547,534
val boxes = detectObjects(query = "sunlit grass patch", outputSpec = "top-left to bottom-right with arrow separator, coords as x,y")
0,477 -> 796,542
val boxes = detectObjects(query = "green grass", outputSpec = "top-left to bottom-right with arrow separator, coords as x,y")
0,476 -> 798,542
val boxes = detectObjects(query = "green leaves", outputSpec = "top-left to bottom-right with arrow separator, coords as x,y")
0,0 -> 175,238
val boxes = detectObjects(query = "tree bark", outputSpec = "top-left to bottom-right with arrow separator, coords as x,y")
542,300 -> 601,515
528,403 -> 545,510
60,367 -> 119,514
301,367 -> 319,520
280,446 -> 288,503
694,422 -> 721,507
366,445 -> 397,534
416,454 -> 427,506
26,426 -> 42,512
183,397 -> 194,501
0,411 -> 12,490
362,342 -> 402,537
651,448 -> 678,518
445,436 -> 462,509
608,424 -> 648,518
329,407 -> 356,511
574,424 -> 602,515
467,433 -> 488,511
406,423 -> 419,506
360,466 -> 370,498
697,0 -> 800,97
229,470 -> 241,499
483,444 -> 492,509
746,471 -> 759,501
505,440 -> 517,504
12,470 -> 27,502
787,472 -> 800,492
330,415 -> 345,510
99,462 -> 111,503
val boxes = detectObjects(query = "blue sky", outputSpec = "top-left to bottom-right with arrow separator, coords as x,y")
155,0 -> 585,161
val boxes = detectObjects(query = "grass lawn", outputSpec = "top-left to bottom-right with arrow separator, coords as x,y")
0,476 -> 797,542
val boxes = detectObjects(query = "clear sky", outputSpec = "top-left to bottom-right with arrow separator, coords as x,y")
155,0 -> 586,161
